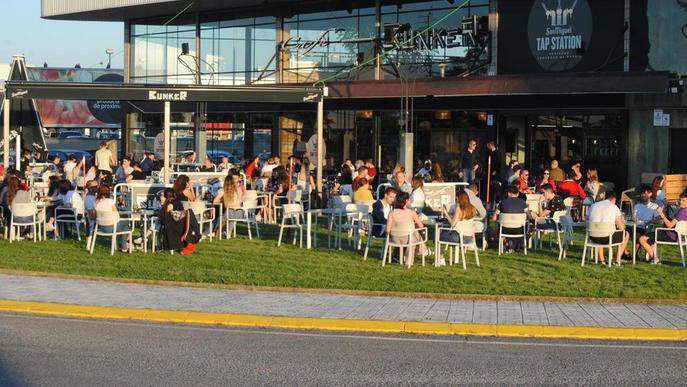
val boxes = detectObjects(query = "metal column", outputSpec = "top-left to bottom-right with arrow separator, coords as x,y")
316,99 -> 324,195
163,101 -> 171,184
3,98 -> 9,168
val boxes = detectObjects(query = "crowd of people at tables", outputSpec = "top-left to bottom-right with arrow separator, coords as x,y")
1,139 -> 686,267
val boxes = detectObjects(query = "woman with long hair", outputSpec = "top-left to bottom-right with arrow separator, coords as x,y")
651,175 -> 666,207
410,176 -> 425,207
1,176 -> 32,227
173,174 -> 196,202
159,187 -> 201,255
213,171 -> 244,231
430,162 -> 445,182
94,184 -> 132,253
583,169 -> 600,204
438,191 -> 477,264
386,191 -> 429,268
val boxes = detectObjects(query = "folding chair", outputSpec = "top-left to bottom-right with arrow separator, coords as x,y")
653,221 -> 687,267
498,213 -> 528,255
581,221 -> 625,267
437,220 -> 480,270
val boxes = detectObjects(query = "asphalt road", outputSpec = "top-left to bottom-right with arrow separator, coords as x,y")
0,313 -> 686,386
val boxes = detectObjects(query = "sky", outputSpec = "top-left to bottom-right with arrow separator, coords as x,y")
1,0 -> 124,69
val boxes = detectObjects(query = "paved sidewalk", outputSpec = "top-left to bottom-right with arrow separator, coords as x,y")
1,274 -> 687,329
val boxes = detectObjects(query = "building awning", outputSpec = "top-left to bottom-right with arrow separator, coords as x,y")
4,82 -> 323,104
325,71 -> 672,99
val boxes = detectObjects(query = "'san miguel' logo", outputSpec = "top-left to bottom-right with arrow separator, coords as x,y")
542,0 -> 578,27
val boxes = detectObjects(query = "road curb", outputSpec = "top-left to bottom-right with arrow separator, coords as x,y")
1,299 -> 686,341
1,269 -> 686,305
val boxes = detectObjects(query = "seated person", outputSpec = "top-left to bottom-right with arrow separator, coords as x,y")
535,170 -> 557,193
640,192 -> 687,264
557,173 -> 587,200
633,185 -> 661,232
126,161 -> 147,182
492,184 -> 530,251
515,169 -> 534,195
390,170 -> 412,194
410,176 -> 425,208
353,177 -> 374,203
371,187 -> 397,237
465,183 -> 487,219
440,191 -> 477,242
198,158 -> 216,172
587,191 -> 630,265
534,184 -> 566,230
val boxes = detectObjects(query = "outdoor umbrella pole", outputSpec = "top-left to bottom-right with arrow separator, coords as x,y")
486,155 -> 491,204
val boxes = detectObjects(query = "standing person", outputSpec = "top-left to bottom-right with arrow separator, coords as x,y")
486,141 -> 501,178
587,191 -> 630,265
371,187 -> 397,237
549,160 -> 565,183
95,141 -> 115,176
461,139 -> 479,183
386,191 -> 429,268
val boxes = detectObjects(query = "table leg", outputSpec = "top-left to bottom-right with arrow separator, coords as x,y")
434,223 -> 439,267
143,215 -> 148,254
632,223 -> 637,265
306,211 -> 312,249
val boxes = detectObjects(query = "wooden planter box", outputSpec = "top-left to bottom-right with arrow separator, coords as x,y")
665,174 -> 687,202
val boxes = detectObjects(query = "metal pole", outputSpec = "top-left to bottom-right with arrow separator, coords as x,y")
3,98 -> 9,168
316,99 -> 324,197
15,130 -> 21,171
163,101 -> 171,184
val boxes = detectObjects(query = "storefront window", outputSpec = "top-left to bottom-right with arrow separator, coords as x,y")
281,9 -> 376,83
200,17 -> 277,85
131,24 -> 196,84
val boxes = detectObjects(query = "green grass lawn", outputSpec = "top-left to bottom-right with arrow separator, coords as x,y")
0,222 -> 685,299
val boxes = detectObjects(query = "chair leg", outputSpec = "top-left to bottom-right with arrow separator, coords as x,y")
246,219 -> 252,240
363,236 -> 371,260
110,235 -> 116,256
474,245 -> 480,267
581,237 -> 588,266
461,244 -> 467,270
277,223 -> 285,247
382,243 -> 389,266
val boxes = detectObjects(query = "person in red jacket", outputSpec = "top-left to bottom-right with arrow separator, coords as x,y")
535,169 -> 557,193
365,159 -> 377,185
557,174 -> 587,200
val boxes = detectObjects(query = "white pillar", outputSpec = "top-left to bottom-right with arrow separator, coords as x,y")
3,99 -> 9,169
163,101 -> 171,184
316,99 -> 324,195
15,131 -> 21,171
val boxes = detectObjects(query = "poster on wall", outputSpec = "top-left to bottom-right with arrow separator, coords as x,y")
498,0 -> 625,74
27,68 -> 123,127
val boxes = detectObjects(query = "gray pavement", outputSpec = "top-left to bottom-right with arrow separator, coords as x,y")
1,313 -> 686,386
1,274 -> 687,328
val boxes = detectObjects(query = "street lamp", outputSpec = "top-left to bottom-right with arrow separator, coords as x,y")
105,48 -> 114,69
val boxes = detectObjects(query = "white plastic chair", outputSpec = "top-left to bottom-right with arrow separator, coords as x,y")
363,213 -> 387,260
534,210 -> 571,260
183,201 -> 216,241
498,213 -> 528,255
653,221 -> 687,267
383,222 -> 428,267
438,220 -> 480,270
55,196 -> 86,241
224,199 -> 261,240
9,203 -> 39,243
277,203 -> 304,248
89,210 -> 133,256
581,222 -> 624,267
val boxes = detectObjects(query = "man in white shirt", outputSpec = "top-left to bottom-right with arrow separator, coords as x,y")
588,191 -> 629,265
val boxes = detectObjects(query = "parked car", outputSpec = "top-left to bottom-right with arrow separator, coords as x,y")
96,130 -> 121,140
57,131 -> 85,139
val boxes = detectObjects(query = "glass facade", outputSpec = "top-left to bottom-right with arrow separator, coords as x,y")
129,0 -> 490,84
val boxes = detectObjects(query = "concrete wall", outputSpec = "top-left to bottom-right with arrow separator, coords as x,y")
627,92 -> 687,187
